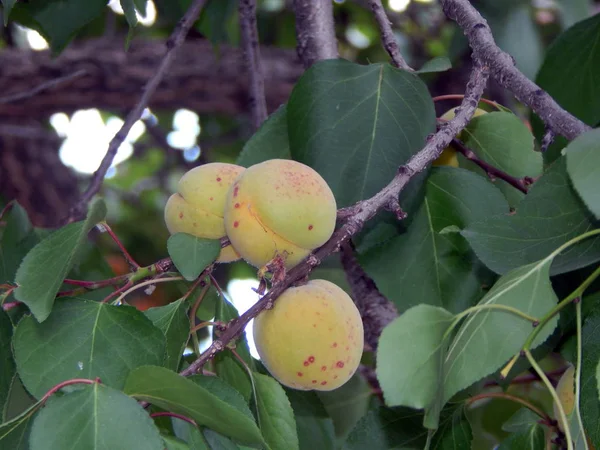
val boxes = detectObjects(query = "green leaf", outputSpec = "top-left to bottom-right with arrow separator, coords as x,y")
536,13 -> 600,128
0,310 -> 15,419
360,168 -> 507,313
581,304 -> 600,447
197,0 -> 237,45
462,159 -> 600,275
2,0 -> 16,25
124,366 -> 264,446
168,233 -> 221,281
343,407 -> 426,450
441,258 -> 559,418
285,389 -> 336,450
0,401 -> 39,449
144,299 -> 189,371
120,0 -> 139,27
14,199 -> 106,322
254,373 -> 299,450
13,298 -> 165,399
203,429 -> 241,449
29,383 -> 163,450
430,406 -> 471,450
12,0 -> 107,54
0,203 -> 38,286
172,419 -> 210,449
213,297 -> 253,402
164,435 -> 192,450
416,56 -> 452,74
236,105 -> 291,168
564,128 -> 600,218
287,59 -> 436,207
191,375 -> 254,421
460,111 -> 542,196
377,305 -> 455,409
498,409 -> 545,449
556,0 -> 593,28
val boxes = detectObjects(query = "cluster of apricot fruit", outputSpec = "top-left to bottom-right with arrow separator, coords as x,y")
164,159 -> 364,391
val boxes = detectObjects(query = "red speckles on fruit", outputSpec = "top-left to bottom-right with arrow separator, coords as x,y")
233,221 -> 239,228
210,197 -> 213,201
297,372 -> 303,377
312,380 -> 317,384
336,361 -> 344,368
320,381 -> 327,386
179,212 -> 184,219
312,324 -> 317,328
303,361 -> 309,367
321,366 -> 327,371
308,356 -> 315,363
216,177 -> 222,182
234,203 -> 240,208
233,186 -> 239,197
308,224 -> 313,230
333,375 -> 338,379
332,342 -> 338,348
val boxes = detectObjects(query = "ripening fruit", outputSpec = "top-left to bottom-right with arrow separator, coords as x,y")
164,163 -> 245,263
223,159 -> 337,269
253,279 -> 363,391
433,107 -> 487,168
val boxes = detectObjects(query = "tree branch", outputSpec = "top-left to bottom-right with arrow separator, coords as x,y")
180,63 -> 489,376
67,0 -> 209,222
440,0 -> 591,141
0,69 -> 87,104
368,0 -> 413,71
239,0 -> 268,129
340,243 -> 399,350
292,0 -> 338,68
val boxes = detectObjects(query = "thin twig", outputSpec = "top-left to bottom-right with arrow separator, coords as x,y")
451,137 -> 530,194
368,0 -> 413,71
0,70 -> 87,104
440,0 -> 590,141
180,63 -> 490,376
68,0 -> 209,222
100,222 -> 140,269
239,0 -> 268,129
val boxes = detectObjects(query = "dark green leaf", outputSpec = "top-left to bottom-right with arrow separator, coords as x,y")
12,0 -> 107,54
254,373 -> 299,450
164,435 -> 192,450
191,375 -> 254,420
14,198 -> 106,322
360,168 -> 507,313
343,407 -> 426,450
430,406 -> 471,450
168,233 -> 221,281
120,0 -> 139,27
172,419 -> 210,450
236,105 -> 291,168
2,0 -> 16,25
0,401 -> 39,450
13,298 -> 165,399
441,258 -> 559,420
536,13 -> 600,128
416,56 -> 452,74
565,128 -> 600,218
462,159 -> 600,275
287,59 -> 436,207
0,203 -> 37,286
213,297 -> 253,402
0,309 -> 15,420
377,305 -> 454,410
498,409 -> 545,449
29,383 -> 163,450
285,389 -> 336,450
124,366 -> 264,446
144,299 -> 189,371
581,304 -> 600,447
197,0 -> 237,45
203,429 -> 240,450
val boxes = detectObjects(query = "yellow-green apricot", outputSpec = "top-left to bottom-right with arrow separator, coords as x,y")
253,279 -> 363,391
433,107 -> 487,168
223,159 -> 336,269
165,163 -> 245,263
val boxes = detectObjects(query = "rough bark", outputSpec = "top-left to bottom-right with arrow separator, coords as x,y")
292,0 -> 338,68
0,38 -> 302,120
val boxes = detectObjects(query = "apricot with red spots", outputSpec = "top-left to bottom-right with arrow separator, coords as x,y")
164,163 -> 244,262
223,159 -> 337,269
253,279 -> 363,391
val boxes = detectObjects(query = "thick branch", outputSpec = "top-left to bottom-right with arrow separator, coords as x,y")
292,0 -> 338,68
340,243 -> 399,350
68,0 -> 209,221
368,0 -> 413,71
239,0 -> 268,129
440,0 -> 591,141
0,39 -> 301,120
180,63 -> 490,376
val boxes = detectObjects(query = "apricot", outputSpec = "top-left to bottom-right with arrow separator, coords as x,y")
164,163 -> 245,263
253,279 -> 363,391
223,159 -> 336,269
433,107 -> 487,167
